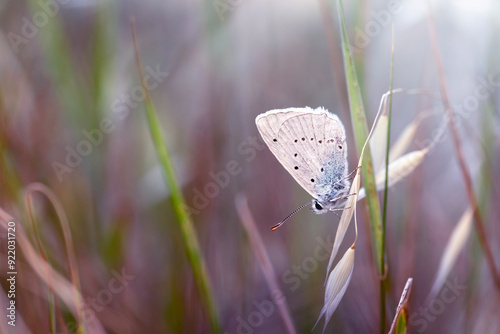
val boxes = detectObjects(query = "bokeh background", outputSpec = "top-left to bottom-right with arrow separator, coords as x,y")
1,0 -> 500,333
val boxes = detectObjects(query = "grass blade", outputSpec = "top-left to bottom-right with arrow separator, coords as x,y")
235,194 -> 297,334
357,148 -> 429,200
427,207 -> 473,302
380,25 -> 395,334
336,0 -> 384,275
326,167 -> 361,277
24,183 -> 84,333
130,22 -> 221,333
323,75 -> 389,329
26,0 -> 88,128
388,118 -> 421,163
370,113 -> 388,173
316,246 -> 355,333
388,278 -> 413,334
0,207 -> 106,333
427,2 -> 500,289
395,313 -> 407,334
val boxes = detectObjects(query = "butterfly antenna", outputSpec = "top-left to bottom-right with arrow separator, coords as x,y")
271,202 -> 311,231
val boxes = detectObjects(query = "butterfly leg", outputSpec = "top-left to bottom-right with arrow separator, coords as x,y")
345,166 -> 362,181
332,166 -> 361,189
329,192 -> 357,203
329,204 -> 353,218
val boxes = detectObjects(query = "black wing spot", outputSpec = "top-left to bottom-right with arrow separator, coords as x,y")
294,153 -> 297,157
294,166 -> 298,170
338,145 -> 343,149
273,139 -> 277,142
302,137 -> 305,141
319,140 -> 322,143
321,168 -> 324,172
311,178 -> 315,182
310,138 -> 313,141
294,139 -> 298,143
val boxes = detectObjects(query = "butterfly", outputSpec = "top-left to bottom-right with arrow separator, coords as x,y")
255,107 -> 353,230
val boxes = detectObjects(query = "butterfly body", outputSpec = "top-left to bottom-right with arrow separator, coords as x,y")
256,107 -> 350,215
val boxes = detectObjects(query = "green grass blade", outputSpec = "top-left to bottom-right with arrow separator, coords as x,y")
382,28 -> 395,272
26,0 -> 88,129
388,278 -> 412,334
131,25 -> 221,333
395,310 -> 407,334
336,0 -> 383,274
380,26 -> 395,334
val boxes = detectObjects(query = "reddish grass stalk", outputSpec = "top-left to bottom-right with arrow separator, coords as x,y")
427,5 -> 500,290
24,183 -> 84,331
235,194 -> 297,334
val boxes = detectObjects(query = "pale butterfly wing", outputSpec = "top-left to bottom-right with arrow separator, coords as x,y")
256,107 -> 348,202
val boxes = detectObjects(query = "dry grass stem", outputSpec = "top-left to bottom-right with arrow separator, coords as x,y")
427,207 -> 473,302
235,194 -> 297,334
388,278 -> 413,334
427,4 -> 500,289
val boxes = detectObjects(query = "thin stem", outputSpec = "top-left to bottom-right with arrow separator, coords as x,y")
130,20 -> 221,332
317,0 -> 349,114
380,25 -> 395,334
236,194 -> 297,334
25,184 -> 84,333
427,4 -> 500,290
336,0 -> 384,276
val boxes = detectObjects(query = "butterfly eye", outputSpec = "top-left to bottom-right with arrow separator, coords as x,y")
314,202 -> 323,211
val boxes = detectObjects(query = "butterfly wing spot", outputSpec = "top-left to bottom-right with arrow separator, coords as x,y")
338,145 -> 342,149
255,107 -> 348,200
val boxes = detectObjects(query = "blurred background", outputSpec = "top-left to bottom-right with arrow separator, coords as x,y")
0,0 -> 499,333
